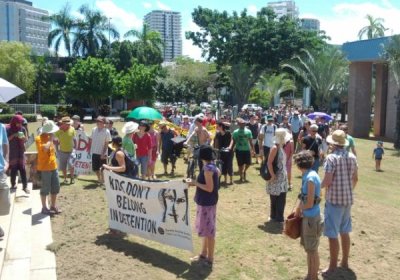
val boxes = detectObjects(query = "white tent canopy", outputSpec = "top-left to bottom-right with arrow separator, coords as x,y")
0,78 -> 25,103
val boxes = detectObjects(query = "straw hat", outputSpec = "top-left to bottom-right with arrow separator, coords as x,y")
273,128 -> 288,145
326,130 -> 349,146
122,121 -> 139,134
41,120 -> 59,134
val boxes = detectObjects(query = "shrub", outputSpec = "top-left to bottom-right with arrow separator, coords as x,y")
67,105 -> 85,121
119,110 -> 130,120
56,105 -> 69,117
40,105 -> 57,119
0,104 -> 15,114
98,104 -> 111,116
0,114 -> 37,123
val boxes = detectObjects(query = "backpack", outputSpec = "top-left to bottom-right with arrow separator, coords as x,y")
264,124 -> 277,135
260,145 -> 279,181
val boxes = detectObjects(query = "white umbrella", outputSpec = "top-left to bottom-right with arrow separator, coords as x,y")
0,78 -> 25,103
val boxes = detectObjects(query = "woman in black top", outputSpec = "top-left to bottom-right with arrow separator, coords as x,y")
102,137 -> 129,176
213,122 -> 233,185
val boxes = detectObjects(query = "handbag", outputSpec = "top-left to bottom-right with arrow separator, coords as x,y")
260,145 -> 279,181
283,212 -> 302,239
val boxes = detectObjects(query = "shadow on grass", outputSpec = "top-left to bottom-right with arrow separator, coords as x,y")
83,183 -> 100,190
95,234 -> 212,279
78,178 -> 100,183
321,267 -> 357,280
257,221 -> 283,235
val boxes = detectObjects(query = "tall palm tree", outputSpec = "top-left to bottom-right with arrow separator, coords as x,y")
124,24 -> 163,65
384,35 -> 400,149
256,73 -> 296,106
281,46 -> 348,109
44,4 -> 75,56
358,14 -> 387,40
73,5 -> 119,57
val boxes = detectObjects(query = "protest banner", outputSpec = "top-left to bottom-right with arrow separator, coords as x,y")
72,130 -> 92,175
104,170 -> 193,252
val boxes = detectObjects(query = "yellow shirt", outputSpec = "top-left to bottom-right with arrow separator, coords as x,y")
36,134 -> 57,171
54,127 -> 76,152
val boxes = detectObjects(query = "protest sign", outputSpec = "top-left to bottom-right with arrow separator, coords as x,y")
104,170 -> 193,252
72,130 -> 92,175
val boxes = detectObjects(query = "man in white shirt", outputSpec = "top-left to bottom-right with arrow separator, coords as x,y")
90,116 -> 111,184
258,115 -> 277,160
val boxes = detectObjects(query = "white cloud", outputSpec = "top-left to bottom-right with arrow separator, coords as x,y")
182,20 -> 203,61
156,1 -> 171,11
300,2 -> 400,45
247,4 -> 258,16
143,2 -> 152,9
95,0 -> 142,38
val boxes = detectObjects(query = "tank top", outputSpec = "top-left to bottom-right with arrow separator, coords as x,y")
194,163 -> 219,206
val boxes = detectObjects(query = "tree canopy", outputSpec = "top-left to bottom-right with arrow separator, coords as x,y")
358,15 -> 387,40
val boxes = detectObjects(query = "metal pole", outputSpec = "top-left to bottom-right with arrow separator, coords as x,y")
108,17 -> 112,53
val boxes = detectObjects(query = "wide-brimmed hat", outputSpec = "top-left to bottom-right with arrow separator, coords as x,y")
327,129 -> 349,146
122,121 -> 138,134
273,128 -> 288,145
41,120 -> 59,134
199,144 -> 215,161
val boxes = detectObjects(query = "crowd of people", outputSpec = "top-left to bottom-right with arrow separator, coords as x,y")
0,105 -> 375,278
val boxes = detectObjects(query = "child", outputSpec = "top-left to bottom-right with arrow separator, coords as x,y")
373,141 -> 384,171
36,121 -> 62,215
293,150 -> 323,280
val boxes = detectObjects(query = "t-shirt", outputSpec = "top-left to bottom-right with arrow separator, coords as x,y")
36,134 -> 57,171
55,127 -> 76,152
246,123 -> 259,139
345,135 -> 355,153
289,116 -> 303,133
133,133 -> 152,157
0,124 -> 9,172
302,136 -> 322,158
214,131 -> 232,149
373,147 -> 384,158
260,124 -> 276,147
122,135 -> 135,158
90,127 -> 111,156
232,128 -> 252,151
301,169 -> 321,217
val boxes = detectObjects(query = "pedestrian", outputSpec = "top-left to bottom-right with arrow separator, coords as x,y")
229,118 -> 254,182
373,141 -> 384,171
247,114 -> 261,164
294,150 -> 323,280
0,122 -> 9,237
266,128 -> 289,223
321,129 -> 358,277
36,121 -> 62,215
187,144 -> 221,269
302,124 -> 323,172
158,121 -> 177,175
6,115 -> 28,193
185,116 -> 211,171
213,121 -> 233,185
289,111 -> 303,151
259,115 -> 277,160
121,121 -> 138,159
106,119 -> 119,137
147,121 -> 159,179
339,125 -> 357,156
54,116 -> 76,184
90,116 -> 111,184
71,115 -> 84,131
133,120 -> 152,179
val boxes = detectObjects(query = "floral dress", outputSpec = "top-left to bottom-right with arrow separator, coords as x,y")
266,147 -> 289,196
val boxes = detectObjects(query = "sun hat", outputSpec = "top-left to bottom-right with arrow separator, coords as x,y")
122,121 -> 139,134
41,120 -> 59,134
199,144 -> 215,161
273,128 -> 288,145
326,129 -> 349,146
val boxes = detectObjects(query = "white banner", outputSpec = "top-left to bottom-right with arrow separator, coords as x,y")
72,130 -> 92,175
104,170 -> 193,252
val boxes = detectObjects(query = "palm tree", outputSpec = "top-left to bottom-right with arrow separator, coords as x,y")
124,24 -> 163,65
44,4 -> 75,56
73,5 -> 119,57
384,35 -> 400,149
256,73 -> 296,106
281,46 -> 348,109
358,14 -> 387,40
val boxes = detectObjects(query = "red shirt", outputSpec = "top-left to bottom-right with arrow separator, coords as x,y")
132,133 -> 152,157
202,117 -> 216,127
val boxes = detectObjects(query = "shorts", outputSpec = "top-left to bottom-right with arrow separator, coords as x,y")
161,149 -> 176,165
40,170 -> 60,196
301,215 -> 323,252
235,150 -> 251,166
57,151 -> 72,170
375,157 -> 382,160
92,154 -> 106,171
195,205 -> 217,237
323,202 -> 352,238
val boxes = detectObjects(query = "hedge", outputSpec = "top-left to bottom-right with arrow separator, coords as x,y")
40,105 -> 57,119
0,114 -> 37,123
119,110 -> 130,120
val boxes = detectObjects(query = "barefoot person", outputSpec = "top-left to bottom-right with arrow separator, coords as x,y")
294,151 -> 323,280
36,121 -> 62,215
321,129 -> 358,276
187,144 -> 221,269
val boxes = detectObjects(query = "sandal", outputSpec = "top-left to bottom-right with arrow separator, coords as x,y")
23,188 -> 30,194
50,206 -> 62,214
190,254 -> 206,262
41,207 -> 52,215
70,178 -> 75,184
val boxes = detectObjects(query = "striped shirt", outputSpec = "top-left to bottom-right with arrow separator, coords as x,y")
323,148 -> 358,205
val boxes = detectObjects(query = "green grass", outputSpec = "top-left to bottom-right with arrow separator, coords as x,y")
25,121 -> 400,280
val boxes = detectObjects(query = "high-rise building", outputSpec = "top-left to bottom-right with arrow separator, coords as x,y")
144,10 -> 182,62
0,0 -> 50,55
301,18 -> 320,31
267,0 -> 299,19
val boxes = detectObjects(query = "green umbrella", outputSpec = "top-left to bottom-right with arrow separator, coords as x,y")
127,106 -> 162,120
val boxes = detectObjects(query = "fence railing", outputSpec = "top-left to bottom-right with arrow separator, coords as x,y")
7,104 -> 69,115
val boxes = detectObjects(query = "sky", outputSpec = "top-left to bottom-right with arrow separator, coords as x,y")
33,0 -> 400,60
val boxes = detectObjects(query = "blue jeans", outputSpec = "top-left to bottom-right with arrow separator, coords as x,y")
136,156 -> 149,176
312,157 -> 320,172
